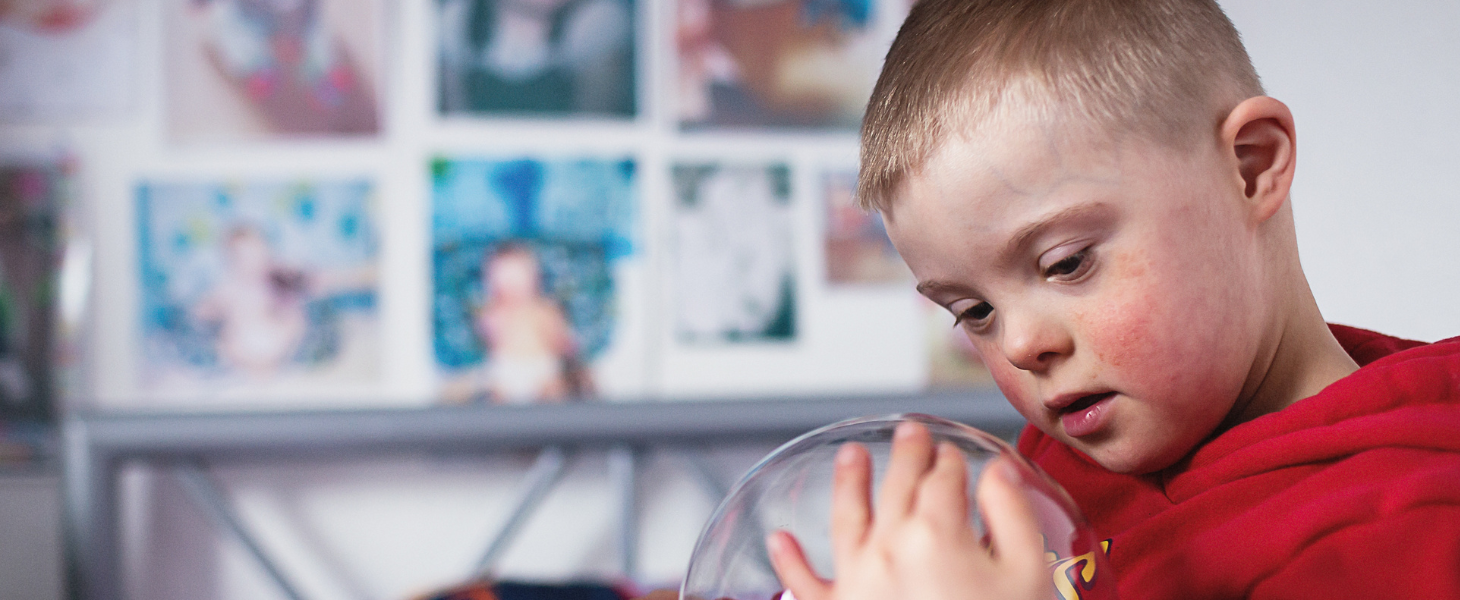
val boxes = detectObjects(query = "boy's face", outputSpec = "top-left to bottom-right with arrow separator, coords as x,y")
885,117 -> 1273,474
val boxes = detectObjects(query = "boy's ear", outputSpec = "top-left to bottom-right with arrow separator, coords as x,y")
1220,96 -> 1296,224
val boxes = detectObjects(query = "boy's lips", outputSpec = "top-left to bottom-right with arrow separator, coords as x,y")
1045,390 -> 1114,412
1048,391 -> 1117,438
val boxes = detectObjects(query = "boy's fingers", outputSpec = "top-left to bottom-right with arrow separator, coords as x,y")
975,457 -> 1047,574
767,531 -> 833,600
914,442 -> 970,527
830,442 -> 872,557
878,421 -> 936,517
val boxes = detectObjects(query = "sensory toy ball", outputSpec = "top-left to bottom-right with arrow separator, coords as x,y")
680,414 -> 1116,600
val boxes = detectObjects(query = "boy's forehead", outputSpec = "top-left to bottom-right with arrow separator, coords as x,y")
895,119 -> 1128,223
882,117 -> 1207,283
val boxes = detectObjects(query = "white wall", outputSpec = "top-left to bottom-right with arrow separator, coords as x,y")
1223,0 -> 1460,342
3,0 -> 1459,599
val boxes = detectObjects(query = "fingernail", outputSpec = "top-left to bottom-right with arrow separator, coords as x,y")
835,444 -> 858,466
895,421 -> 919,440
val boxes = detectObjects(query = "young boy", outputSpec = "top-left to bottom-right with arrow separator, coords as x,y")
759,0 -> 1460,598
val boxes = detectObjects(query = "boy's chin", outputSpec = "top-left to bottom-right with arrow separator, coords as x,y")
1073,437 -> 1189,475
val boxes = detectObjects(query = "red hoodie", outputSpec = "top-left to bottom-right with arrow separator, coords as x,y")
1019,325 -> 1460,599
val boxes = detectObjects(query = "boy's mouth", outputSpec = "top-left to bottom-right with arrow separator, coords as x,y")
1061,392 -> 1113,414
1052,391 -> 1116,438
1047,390 -> 1114,413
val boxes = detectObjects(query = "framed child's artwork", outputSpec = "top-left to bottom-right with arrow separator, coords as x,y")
164,0 -> 383,141
671,161 -> 796,344
822,167 -> 908,285
431,157 -> 642,405
675,0 -> 902,130
658,157 -> 929,398
0,159 -> 64,423
436,0 -> 638,118
135,179 -> 381,404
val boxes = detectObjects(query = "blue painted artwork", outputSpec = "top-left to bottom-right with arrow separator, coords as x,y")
432,157 -> 635,404
136,179 -> 380,389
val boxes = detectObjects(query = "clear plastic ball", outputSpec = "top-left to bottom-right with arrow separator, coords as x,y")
681,413 -> 1116,600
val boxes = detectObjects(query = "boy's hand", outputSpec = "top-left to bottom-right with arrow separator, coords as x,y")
767,422 -> 1053,600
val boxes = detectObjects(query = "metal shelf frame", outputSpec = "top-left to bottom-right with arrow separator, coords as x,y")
62,390 -> 1019,600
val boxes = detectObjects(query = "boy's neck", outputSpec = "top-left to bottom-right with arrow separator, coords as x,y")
1223,281 -> 1360,432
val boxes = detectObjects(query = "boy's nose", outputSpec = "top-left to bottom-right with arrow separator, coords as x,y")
1000,311 -> 1073,372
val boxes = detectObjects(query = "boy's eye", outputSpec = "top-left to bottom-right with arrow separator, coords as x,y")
1043,247 -> 1091,280
955,301 -> 993,326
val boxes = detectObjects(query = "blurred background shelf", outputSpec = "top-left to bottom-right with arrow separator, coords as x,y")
63,390 -> 1020,600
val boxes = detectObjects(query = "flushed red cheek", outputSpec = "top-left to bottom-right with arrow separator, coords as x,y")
1073,250 -> 1165,371
1088,282 -> 1229,407
1075,291 -> 1159,372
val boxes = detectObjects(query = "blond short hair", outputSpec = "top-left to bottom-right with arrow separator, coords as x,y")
859,0 -> 1264,211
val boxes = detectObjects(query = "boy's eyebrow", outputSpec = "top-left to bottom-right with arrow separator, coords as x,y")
1003,202 -> 1113,263
915,279 -> 965,297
